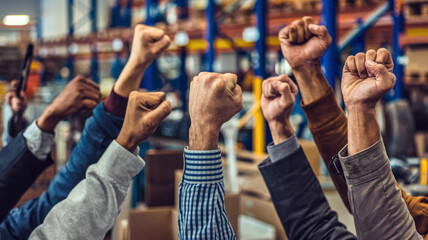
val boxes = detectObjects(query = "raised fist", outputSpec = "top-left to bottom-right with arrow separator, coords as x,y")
116,91 -> 171,151
129,24 -> 171,68
261,75 -> 298,143
261,75 -> 298,124
279,16 -> 332,69
37,75 -> 102,132
341,48 -> 396,110
5,80 -> 27,114
189,72 -> 243,132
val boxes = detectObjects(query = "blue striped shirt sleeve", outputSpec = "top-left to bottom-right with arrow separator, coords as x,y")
178,147 -> 236,240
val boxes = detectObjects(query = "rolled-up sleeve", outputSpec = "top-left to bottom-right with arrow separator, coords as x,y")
23,121 -> 55,161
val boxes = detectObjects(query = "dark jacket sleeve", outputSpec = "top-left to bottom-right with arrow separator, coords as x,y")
258,147 -> 356,240
0,133 -> 52,222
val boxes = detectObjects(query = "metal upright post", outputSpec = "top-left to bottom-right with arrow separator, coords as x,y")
90,0 -> 99,83
253,0 -> 267,154
353,18 -> 365,54
66,0 -> 75,80
177,0 -> 188,110
391,0 -> 404,99
142,0 -> 158,90
321,0 -> 338,90
206,0 -> 216,72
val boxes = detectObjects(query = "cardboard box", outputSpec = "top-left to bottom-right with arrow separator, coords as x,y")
299,139 -> 321,176
145,150 -> 183,206
240,171 -> 271,200
128,207 -> 178,240
240,194 -> 287,240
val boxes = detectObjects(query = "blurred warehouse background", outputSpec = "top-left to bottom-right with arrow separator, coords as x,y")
0,0 -> 428,239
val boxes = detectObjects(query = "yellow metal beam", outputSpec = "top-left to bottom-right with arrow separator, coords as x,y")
253,77 -> 265,155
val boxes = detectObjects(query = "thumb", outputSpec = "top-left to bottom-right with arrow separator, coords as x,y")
366,60 -> 396,89
308,24 -> 332,44
272,81 -> 294,107
145,28 -> 165,42
145,100 -> 172,126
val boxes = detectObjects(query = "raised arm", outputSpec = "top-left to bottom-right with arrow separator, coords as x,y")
29,91 -> 171,240
0,24 -> 170,240
278,16 -> 351,211
259,75 -> 356,240
0,75 -> 101,222
178,72 -> 242,239
340,49 -> 421,240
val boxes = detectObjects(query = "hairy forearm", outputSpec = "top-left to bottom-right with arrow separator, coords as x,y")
269,121 -> 294,145
347,106 -> 380,155
188,125 -> 219,150
293,61 -> 330,105
114,61 -> 147,97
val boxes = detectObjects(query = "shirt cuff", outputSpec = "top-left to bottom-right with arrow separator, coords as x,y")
338,138 -> 388,179
23,121 -> 55,161
183,147 -> 223,184
96,140 -> 145,186
267,134 -> 299,163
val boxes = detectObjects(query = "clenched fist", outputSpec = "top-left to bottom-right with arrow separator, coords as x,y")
261,75 -> 298,144
188,72 -> 243,150
129,24 -> 171,68
116,91 -> 171,152
5,80 -> 27,114
37,75 -> 102,132
279,16 -> 332,69
341,48 -> 396,110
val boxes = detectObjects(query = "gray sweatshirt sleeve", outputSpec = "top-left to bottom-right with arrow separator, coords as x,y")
338,138 -> 422,240
28,140 -> 145,240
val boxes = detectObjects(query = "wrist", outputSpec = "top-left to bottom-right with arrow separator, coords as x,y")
188,124 -> 219,150
292,61 -> 330,105
346,103 -> 376,115
37,107 -> 62,133
116,131 -> 138,153
127,56 -> 150,70
268,121 -> 294,145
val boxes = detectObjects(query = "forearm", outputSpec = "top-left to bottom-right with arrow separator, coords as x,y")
293,61 -> 330,105
114,61 -> 147,97
347,106 -> 379,156
29,141 -> 145,240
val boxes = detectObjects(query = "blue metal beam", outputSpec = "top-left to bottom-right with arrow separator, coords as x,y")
206,0 -> 216,72
177,0 -> 188,110
352,18 -> 365,54
255,0 -> 266,78
90,0 -> 99,83
67,0 -> 74,80
321,0 -> 338,90
142,0 -> 158,90
339,2 -> 390,52
391,0 -> 404,99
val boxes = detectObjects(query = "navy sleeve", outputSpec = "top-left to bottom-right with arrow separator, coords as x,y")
0,103 -> 124,240
0,133 -> 52,222
259,147 -> 356,240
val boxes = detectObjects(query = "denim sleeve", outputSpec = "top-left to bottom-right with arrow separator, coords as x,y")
0,103 -> 124,240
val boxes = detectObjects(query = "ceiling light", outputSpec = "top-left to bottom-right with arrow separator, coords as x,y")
3,15 -> 30,26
